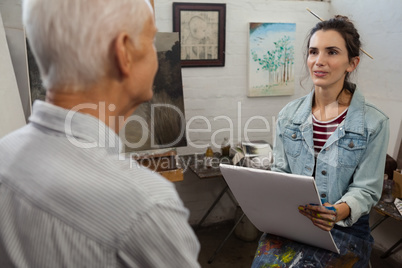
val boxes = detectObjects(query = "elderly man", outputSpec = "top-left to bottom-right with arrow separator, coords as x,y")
0,0 -> 200,267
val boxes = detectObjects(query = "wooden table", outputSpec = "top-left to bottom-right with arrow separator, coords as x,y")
179,153 -> 233,230
179,153 -> 244,263
180,153 -> 231,178
371,200 -> 402,258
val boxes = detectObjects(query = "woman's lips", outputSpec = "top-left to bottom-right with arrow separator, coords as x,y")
313,71 -> 327,77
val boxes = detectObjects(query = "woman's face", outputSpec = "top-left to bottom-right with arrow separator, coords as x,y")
307,30 -> 358,91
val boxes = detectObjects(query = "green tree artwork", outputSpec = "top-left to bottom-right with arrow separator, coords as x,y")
248,23 -> 296,97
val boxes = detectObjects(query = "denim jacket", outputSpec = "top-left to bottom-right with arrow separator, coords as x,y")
272,89 -> 389,227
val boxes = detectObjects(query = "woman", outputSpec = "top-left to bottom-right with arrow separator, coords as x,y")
252,16 -> 389,267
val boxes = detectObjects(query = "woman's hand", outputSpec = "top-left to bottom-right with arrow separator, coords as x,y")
298,202 -> 350,231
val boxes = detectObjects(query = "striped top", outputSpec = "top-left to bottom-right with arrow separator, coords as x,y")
312,109 -> 348,154
0,101 -> 200,268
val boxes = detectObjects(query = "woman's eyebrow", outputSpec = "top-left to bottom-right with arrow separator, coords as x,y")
326,46 -> 342,51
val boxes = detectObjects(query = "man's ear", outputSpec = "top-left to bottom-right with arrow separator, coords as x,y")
114,32 -> 133,77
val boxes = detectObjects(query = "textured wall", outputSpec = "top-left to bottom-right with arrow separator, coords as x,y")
331,0 -> 402,160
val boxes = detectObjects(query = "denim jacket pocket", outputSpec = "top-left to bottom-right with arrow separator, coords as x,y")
337,135 -> 367,168
283,127 -> 303,157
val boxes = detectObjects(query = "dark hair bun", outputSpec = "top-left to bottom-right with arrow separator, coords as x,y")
334,15 -> 351,22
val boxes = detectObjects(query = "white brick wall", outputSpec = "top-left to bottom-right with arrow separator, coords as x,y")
331,0 -> 402,159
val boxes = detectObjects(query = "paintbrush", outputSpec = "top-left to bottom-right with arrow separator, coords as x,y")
306,8 -> 374,59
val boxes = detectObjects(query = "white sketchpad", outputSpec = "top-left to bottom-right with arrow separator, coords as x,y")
219,164 -> 340,254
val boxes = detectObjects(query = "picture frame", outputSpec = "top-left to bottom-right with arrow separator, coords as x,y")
173,2 -> 226,67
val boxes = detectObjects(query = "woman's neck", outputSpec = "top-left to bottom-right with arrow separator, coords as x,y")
312,87 -> 352,121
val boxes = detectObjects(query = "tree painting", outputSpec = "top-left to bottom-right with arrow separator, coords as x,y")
248,23 -> 296,97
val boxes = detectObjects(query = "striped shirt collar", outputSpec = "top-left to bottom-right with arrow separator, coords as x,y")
293,88 -> 366,135
29,100 -> 122,155
312,108 -> 348,124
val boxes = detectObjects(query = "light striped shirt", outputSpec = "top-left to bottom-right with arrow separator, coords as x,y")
312,109 -> 348,153
0,101 -> 200,268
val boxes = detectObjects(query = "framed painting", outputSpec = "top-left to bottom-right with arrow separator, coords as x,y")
173,2 -> 226,67
248,23 -> 296,97
122,32 -> 187,152
26,40 -> 46,105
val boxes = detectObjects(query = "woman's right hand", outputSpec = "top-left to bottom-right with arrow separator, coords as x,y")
298,203 -> 338,231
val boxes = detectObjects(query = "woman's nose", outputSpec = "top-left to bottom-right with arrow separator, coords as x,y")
315,53 -> 325,66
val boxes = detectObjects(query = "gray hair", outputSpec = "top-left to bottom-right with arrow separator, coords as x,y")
23,0 -> 152,91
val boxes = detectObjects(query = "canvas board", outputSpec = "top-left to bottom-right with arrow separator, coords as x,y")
122,32 -> 187,152
0,12 -> 26,138
219,164 -> 340,253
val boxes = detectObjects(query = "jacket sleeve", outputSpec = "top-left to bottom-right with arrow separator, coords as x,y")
336,117 -> 390,227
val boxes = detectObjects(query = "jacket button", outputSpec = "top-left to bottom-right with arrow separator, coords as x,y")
291,133 -> 296,139
348,141 -> 354,148
321,194 -> 326,198
321,170 -> 327,175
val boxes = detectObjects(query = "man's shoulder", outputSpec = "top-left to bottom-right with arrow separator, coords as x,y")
0,123 -> 182,219
0,124 -> 30,145
100,156 -> 177,200
70,154 -> 178,205
60,158 -> 183,243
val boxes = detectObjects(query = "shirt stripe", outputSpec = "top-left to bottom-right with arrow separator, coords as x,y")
312,109 -> 348,153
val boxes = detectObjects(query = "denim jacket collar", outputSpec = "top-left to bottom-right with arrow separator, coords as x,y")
292,89 -> 366,136
293,91 -> 313,125
344,89 -> 365,135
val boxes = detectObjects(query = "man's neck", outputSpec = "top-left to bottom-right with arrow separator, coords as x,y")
45,83 -> 136,134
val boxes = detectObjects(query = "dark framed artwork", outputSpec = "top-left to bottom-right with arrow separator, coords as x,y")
26,40 -> 46,105
173,2 -> 226,67
122,32 -> 187,152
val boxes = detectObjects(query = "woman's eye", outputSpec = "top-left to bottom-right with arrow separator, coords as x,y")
309,50 -> 317,55
329,50 -> 338,55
